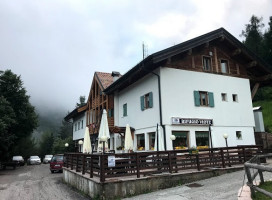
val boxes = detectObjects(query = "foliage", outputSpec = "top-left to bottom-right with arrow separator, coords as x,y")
262,16 -> 272,67
241,15 -> 264,56
76,96 -> 86,108
13,136 -> 39,160
52,136 -> 73,154
39,131 -> 54,158
0,70 -> 38,161
58,119 -> 73,139
252,181 -> 272,200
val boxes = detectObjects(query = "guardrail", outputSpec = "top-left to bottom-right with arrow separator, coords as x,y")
244,153 -> 272,198
64,145 -> 262,182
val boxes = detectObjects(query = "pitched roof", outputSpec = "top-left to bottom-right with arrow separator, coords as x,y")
104,27 -> 272,94
64,103 -> 87,121
95,72 -> 114,90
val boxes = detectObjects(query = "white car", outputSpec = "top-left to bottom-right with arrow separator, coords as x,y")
12,156 -> 25,166
28,156 -> 41,165
43,155 -> 53,164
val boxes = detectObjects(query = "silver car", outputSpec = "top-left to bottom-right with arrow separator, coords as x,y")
28,156 -> 41,165
43,155 -> 53,164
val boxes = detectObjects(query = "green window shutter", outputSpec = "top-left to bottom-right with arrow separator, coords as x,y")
149,92 -> 153,108
123,104 -> 127,116
208,92 -> 214,107
194,91 -> 200,106
108,109 -> 111,117
140,96 -> 144,111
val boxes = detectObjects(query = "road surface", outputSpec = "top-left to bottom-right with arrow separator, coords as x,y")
0,164 -> 89,200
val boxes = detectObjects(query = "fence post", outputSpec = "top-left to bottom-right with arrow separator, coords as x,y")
100,155 -> 105,182
196,154 -> 200,171
65,154 -> 68,168
136,153 -> 140,178
245,166 -> 255,198
243,147 -> 246,163
220,149 -> 225,168
82,154 -> 86,175
90,155 -> 93,178
257,157 -> 264,184
71,154 -> 73,170
76,154 -> 79,172
168,152 -> 172,173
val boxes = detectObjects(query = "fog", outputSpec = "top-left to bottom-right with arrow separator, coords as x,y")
1,0 -> 271,114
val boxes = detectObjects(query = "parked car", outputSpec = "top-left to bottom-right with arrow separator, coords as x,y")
43,155 -> 53,164
12,156 -> 25,166
50,154 -> 64,173
27,156 -> 41,165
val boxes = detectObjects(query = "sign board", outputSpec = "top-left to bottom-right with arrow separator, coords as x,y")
108,156 -> 116,167
172,117 -> 213,126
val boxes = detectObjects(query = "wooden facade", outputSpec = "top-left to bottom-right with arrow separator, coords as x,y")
86,72 -> 115,134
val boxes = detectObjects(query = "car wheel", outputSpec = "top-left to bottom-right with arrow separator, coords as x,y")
51,170 -> 54,173
60,170 -> 63,173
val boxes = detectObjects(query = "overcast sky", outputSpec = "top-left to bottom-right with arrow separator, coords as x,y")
1,0 -> 271,114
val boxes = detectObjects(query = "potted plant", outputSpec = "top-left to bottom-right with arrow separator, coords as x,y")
188,146 -> 199,154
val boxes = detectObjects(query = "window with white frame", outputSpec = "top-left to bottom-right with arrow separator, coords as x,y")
203,56 -> 212,71
194,91 -> 214,107
140,92 -> 153,111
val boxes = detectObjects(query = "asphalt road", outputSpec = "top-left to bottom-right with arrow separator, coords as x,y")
0,164 -> 90,200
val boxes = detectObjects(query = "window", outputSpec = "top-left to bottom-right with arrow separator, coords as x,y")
81,120 -> 83,129
236,131 -> 242,140
195,131 -> 209,147
220,60 -> 228,73
172,131 -> 189,149
108,108 -> 114,117
78,122 -> 80,130
194,91 -> 214,107
123,103 -> 127,116
140,92 -> 153,111
221,93 -> 227,101
232,94 -> 238,102
137,134 -> 145,150
203,56 -> 212,71
75,124 -> 77,131
148,132 -> 155,150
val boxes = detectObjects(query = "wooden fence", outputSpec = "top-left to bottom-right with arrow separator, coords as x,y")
64,145 -> 262,182
244,153 -> 272,198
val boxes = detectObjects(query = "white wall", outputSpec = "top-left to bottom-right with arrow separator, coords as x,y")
73,112 -> 86,141
160,68 -> 255,147
117,73 -> 160,129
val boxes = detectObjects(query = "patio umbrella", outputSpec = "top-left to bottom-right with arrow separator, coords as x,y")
82,127 -> 92,154
98,109 -> 110,152
154,125 -> 165,151
124,124 -> 134,152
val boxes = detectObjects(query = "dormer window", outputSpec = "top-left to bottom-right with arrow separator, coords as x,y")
221,60 -> 229,73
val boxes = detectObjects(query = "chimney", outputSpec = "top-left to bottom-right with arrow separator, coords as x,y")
111,71 -> 121,82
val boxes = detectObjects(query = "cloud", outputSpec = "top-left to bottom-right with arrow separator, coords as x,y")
0,0 -> 271,113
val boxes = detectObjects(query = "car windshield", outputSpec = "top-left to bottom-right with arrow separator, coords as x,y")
30,156 -> 39,159
51,155 -> 63,162
45,155 -> 53,158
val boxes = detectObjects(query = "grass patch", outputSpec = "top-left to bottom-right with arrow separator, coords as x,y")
252,181 -> 272,200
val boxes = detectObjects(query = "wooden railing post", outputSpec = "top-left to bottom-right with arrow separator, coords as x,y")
76,154 -> 79,172
82,154 -> 86,175
220,149 -> 225,168
100,155 -> 105,182
136,153 -> 140,178
90,156 -> 93,178
196,154 -> 200,171
257,157 -> 264,184
245,166 -> 255,198
168,152 -> 172,173
243,147 -> 247,163
71,154 -> 73,170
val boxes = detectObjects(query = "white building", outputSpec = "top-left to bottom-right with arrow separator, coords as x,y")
104,28 -> 272,151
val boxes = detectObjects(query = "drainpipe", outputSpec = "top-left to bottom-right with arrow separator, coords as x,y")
149,70 -> 167,150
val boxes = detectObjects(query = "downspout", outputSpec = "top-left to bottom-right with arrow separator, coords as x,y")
149,70 -> 167,150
